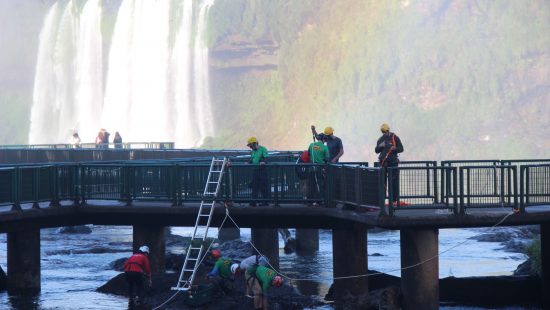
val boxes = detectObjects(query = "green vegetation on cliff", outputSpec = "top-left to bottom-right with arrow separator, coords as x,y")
207,0 -> 549,160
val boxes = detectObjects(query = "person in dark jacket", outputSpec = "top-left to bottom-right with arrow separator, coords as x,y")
113,131 -> 123,149
375,123 -> 404,204
123,245 -> 152,305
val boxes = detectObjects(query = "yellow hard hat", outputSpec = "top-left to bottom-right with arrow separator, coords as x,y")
247,137 -> 258,145
380,123 -> 390,133
324,127 -> 334,135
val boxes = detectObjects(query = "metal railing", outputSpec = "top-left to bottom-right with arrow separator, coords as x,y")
0,160 -> 548,216
458,165 -> 518,212
0,142 -> 175,149
386,166 -> 458,215
520,164 -> 550,212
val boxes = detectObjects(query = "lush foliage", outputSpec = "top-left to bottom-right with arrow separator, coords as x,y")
525,237 -> 541,276
206,0 -> 550,160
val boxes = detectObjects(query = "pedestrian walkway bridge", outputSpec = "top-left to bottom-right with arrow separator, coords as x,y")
0,146 -> 549,309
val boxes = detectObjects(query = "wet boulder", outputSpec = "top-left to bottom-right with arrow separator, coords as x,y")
0,265 -> 6,292
56,225 -> 92,234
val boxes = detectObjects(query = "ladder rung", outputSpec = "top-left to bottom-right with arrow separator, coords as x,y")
208,181 -> 218,183
189,247 -> 202,251
199,214 -> 210,217
211,170 -> 222,173
182,268 -> 195,272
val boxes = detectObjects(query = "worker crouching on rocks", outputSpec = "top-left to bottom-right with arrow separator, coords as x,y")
206,249 -> 237,294
244,265 -> 283,310
123,245 -> 152,306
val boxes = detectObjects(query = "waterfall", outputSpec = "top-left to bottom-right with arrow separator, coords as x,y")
29,2 -> 62,144
53,0 -> 79,142
76,0 -> 103,141
193,0 -> 215,143
173,0 -> 196,147
29,0 -> 216,147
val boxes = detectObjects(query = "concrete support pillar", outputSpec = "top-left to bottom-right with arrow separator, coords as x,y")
218,228 -> 240,242
332,226 -> 368,298
541,223 -> 550,309
296,229 -> 319,255
251,228 -> 279,270
7,229 -> 41,294
400,229 -> 439,310
133,225 -> 165,275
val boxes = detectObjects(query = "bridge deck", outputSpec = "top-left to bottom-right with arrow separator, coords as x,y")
1,201 -> 549,233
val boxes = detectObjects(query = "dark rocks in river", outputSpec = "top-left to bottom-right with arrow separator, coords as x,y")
440,275 -> 541,307
110,253 -> 186,272
47,246 -> 128,255
0,265 -> 6,292
325,271 -> 541,308
56,225 -> 92,234
98,264 -> 322,309
468,225 -> 539,253
513,257 -> 536,276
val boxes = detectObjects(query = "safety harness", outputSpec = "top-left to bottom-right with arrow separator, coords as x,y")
380,133 -> 398,167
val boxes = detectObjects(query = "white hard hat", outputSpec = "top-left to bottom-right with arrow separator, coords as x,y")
139,245 -> 150,254
230,263 -> 239,274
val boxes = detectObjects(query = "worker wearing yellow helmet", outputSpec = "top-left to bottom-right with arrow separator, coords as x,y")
375,123 -> 404,205
310,125 -> 344,163
247,137 -> 269,206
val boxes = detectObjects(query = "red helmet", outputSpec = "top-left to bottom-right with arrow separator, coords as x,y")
211,249 -> 221,259
272,275 -> 283,287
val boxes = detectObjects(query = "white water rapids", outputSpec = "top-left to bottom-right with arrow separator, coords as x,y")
29,0 -> 215,147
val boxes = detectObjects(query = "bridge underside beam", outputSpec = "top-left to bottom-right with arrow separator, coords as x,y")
7,229 -> 40,294
251,228 -> 279,270
332,225 -> 368,299
133,225 -> 165,275
400,228 -> 439,310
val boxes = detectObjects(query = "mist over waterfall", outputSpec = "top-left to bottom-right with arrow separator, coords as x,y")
28,0 -> 216,147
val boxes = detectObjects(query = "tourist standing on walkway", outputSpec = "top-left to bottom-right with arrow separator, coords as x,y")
375,123 -> 404,204
113,131 -> 123,149
101,129 -> 110,149
311,125 -> 344,163
247,137 -> 269,207
95,131 -> 104,149
307,133 -> 330,206
71,132 -> 81,148
123,245 -> 152,306
245,265 -> 283,310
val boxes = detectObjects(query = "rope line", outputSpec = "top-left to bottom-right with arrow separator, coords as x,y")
226,209 -> 517,281
152,206 -> 229,310
154,204 -> 516,309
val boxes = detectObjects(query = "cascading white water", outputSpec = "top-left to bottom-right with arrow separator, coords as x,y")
173,0 -> 196,147
29,2 -> 62,144
193,0 -> 215,143
29,0 -> 216,147
76,0 -> 103,141
53,0 -> 79,142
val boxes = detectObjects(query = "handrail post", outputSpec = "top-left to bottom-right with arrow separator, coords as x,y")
32,168 -> 40,209
50,165 -> 60,207
519,166 -> 525,212
12,168 -> 21,212
512,166 -> 518,211
273,164 -> 279,207
459,167 -> 465,215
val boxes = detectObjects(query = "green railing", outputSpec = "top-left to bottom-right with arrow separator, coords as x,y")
0,159 -> 549,216
0,142 -> 175,149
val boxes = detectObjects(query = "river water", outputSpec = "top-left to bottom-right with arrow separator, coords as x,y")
0,224 -> 531,309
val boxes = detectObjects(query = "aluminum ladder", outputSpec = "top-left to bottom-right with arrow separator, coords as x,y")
172,157 -> 227,291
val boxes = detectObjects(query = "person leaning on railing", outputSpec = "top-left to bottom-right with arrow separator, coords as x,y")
247,137 -> 269,207
375,123 -> 404,205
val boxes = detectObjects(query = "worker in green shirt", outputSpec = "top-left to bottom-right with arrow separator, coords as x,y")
307,133 -> 329,206
247,137 -> 269,206
206,250 -> 238,294
245,265 -> 283,310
